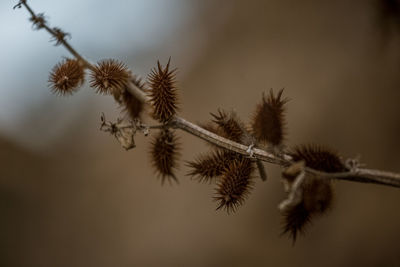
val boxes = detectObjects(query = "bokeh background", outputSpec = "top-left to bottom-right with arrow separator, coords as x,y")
1,0 -> 400,266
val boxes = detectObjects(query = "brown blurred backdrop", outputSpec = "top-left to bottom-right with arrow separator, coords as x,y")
1,0 -> 400,266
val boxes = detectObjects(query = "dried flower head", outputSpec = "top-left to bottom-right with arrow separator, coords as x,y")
150,129 -> 180,185
118,89 -> 144,119
210,109 -> 248,143
282,176 -> 333,243
214,158 -> 254,213
186,150 -> 238,183
189,110 -> 251,183
199,121 -> 220,135
90,59 -> 130,95
281,145 -> 339,243
302,177 -> 333,214
251,89 -> 288,146
290,145 -> 346,172
198,120 -> 234,149
147,59 -> 178,123
112,76 -> 146,119
131,75 -> 148,92
281,202 -> 311,243
48,58 -> 85,96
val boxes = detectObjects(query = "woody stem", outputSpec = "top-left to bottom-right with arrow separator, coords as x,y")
18,0 -> 400,189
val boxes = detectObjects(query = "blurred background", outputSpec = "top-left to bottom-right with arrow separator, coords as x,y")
1,0 -> 400,266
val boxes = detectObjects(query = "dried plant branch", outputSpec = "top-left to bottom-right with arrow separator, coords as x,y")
307,167 -> 400,188
15,1 -> 92,69
15,0 -> 400,188
15,0 -> 400,243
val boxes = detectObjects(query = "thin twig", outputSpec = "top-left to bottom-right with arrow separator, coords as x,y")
306,168 -> 400,188
20,1 -> 93,70
279,169 -> 306,211
17,0 -> 400,189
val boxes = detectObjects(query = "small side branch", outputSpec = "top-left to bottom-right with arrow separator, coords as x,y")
307,168 -> 400,188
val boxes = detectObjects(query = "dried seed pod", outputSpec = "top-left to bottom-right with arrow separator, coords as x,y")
302,176 -> 333,214
150,129 -> 180,185
90,59 -> 130,95
112,76 -> 146,119
210,109 -> 246,143
281,176 -> 333,243
281,202 -> 311,243
198,121 -> 230,149
130,75 -> 148,92
199,121 -> 220,136
290,145 -> 346,172
251,89 -> 288,146
281,145 -> 340,243
214,158 -> 254,213
147,59 -> 178,123
118,89 -> 144,119
186,150 -> 238,183
188,110 -> 251,183
189,110 -> 256,193
48,58 -> 85,96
